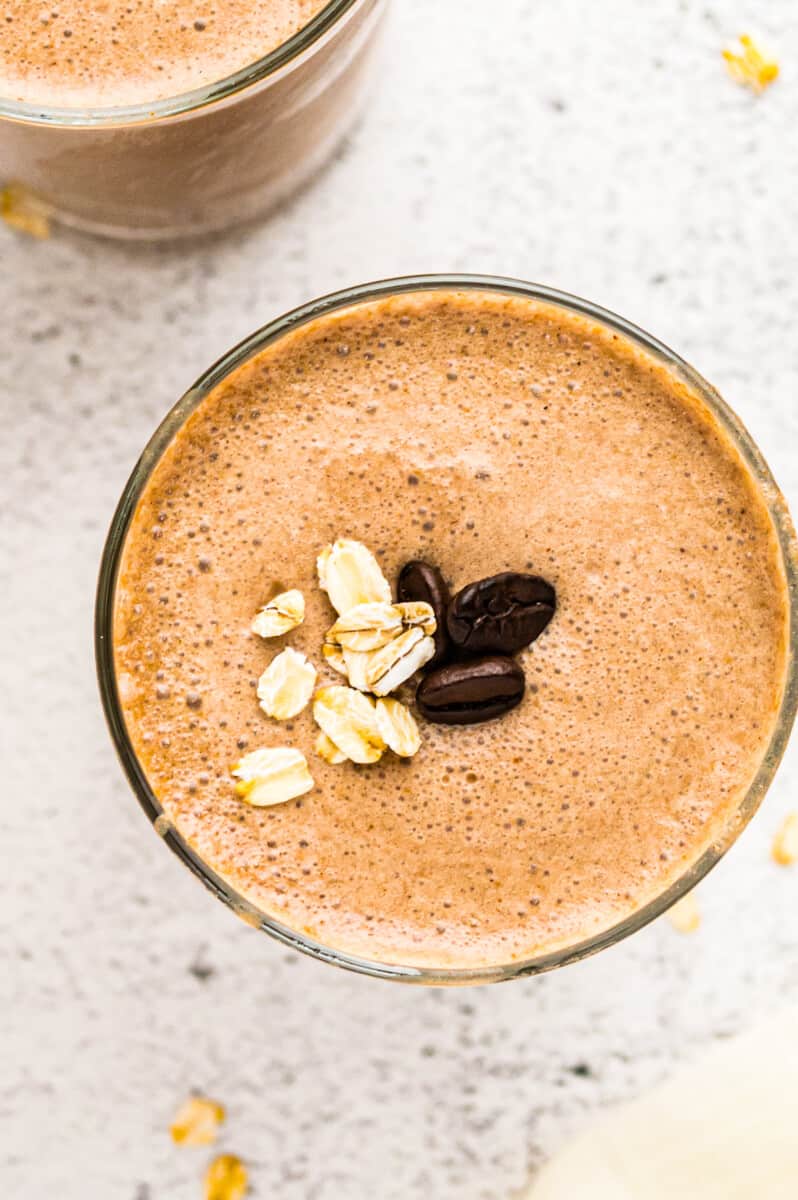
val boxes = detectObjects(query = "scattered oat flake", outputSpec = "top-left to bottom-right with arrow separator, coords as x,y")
375,697 -> 422,757
723,34 -> 779,93
313,686 -> 385,764
328,601 -> 403,652
170,1095 -> 225,1146
205,1153 -> 248,1200
1,184 -> 51,238
366,626 -> 436,696
256,647 -> 316,720
667,891 -> 700,934
772,812 -> 798,866
231,746 -> 314,806
317,538 -> 391,615
251,589 -> 304,639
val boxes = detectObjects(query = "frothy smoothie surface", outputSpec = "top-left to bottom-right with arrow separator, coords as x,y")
113,289 -> 789,970
1,0 -> 327,106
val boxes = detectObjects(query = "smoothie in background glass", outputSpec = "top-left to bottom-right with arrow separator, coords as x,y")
0,0 -> 386,238
97,276 -> 797,983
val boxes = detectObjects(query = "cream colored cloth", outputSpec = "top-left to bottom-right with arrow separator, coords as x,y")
528,1007 -> 798,1199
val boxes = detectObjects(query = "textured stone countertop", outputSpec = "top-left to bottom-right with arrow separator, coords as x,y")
2,2 -> 798,1196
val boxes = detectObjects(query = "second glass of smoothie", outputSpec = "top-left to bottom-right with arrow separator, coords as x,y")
97,276 -> 797,983
0,0 -> 386,238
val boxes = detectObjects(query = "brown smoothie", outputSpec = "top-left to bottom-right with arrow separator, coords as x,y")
1,0 -> 326,106
0,0 -> 385,236
112,288 -> 790,970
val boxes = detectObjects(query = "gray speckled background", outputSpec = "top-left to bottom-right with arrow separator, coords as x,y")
2,2 -> 798,1196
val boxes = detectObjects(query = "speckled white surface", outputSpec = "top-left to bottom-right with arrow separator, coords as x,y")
2,2 -> 798,1197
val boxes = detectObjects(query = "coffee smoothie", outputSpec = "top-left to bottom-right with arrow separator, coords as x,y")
2,0 -> 326,106
109,285 -> 790,972
0,0 -> 385,236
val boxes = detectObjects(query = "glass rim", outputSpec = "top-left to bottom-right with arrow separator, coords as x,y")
95,273 -> 798,985
0,0 -> 361,127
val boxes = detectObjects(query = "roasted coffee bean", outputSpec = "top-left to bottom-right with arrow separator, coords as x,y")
397,559 -> 451,666
416,656 -> 525,725
447,572 -> 556,655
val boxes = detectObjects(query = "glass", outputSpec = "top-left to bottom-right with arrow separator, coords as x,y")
0,0 -> 387,239
95,275 -> 798,984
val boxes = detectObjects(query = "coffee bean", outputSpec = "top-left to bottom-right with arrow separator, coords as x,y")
447,572 -> 556,655
397,559 -> 451,666
416,656 -> 525,725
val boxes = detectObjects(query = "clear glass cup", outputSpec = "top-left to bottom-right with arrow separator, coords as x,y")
96,275 -> 798,984
0,0 -> 387,239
